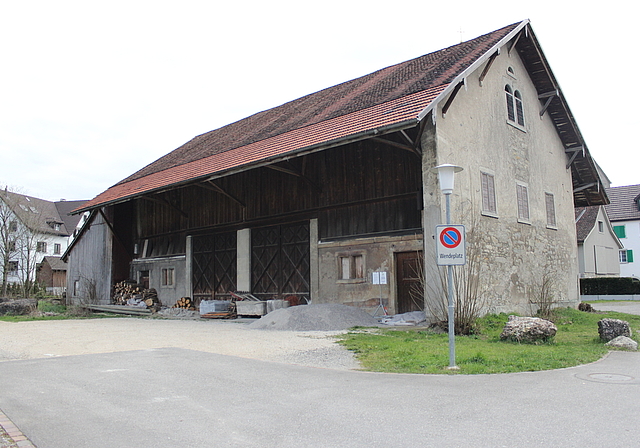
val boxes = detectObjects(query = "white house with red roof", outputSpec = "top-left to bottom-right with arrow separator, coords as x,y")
66,20 -> 607,316
1,190 -> 85,293
606,184 -> 640,279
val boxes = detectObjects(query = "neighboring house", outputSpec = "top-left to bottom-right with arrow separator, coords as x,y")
605,184 -> 640,279
0,190 -> 85,293
68,20 -> 607,315
36,256 -> 69,296
575,206 -> 622,277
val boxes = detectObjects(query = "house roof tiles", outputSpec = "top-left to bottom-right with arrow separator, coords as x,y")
605,184 -> 640,221
575,206 -> 600,243
77,22 -> 520,212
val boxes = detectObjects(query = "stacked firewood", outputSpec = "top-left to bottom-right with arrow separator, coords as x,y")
112,281 -> 162,311
113,281 -> 143,305
142,288 -> 162,311
172,297 -> 196,310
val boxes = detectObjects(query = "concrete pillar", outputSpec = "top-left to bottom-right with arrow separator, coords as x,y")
237,228 -> 251,292
185,235 -> 192,298
310,218 -> 319,303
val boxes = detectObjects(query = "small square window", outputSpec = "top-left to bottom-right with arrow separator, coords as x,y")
37,242 -> 47,253
338,254 -> 364,280
161,268 -> 175,287
8,261 -> 18,274
619,250 -> 634,264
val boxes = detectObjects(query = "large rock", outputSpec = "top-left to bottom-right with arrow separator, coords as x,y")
500,315 -> 557,343
0,298 -> 38,316
598,318 -> 631,342
605,336 -> 638,351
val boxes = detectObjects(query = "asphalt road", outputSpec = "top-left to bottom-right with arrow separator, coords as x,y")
0,346 -> 638,448
1,301 -> 639,447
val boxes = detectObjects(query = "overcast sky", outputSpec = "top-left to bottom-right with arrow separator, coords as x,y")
1,1 -> 636,203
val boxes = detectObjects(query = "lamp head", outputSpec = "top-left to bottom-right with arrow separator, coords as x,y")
431,164 -> 463,195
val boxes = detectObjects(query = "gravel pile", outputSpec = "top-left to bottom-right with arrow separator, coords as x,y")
248,303 -> 379,331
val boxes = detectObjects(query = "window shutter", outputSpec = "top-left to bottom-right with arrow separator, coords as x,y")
628,250 -> 634,263
613,225 -> 626,239
516,184 -> 529,221
481,172 -> 496,214
545,193 -> 556,227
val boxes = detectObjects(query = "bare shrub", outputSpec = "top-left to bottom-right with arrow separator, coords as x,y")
528,266 -> 559,319
423,212 -> 487,335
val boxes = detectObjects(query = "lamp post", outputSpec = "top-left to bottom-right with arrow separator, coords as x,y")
432,163 -> 463,369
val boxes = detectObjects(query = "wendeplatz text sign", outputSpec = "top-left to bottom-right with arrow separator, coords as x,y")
436,225 -> 466,266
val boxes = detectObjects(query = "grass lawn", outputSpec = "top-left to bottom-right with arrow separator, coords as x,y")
0,300 -> 118,322
337,307 -> 640,375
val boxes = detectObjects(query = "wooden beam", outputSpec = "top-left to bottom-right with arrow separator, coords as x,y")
508,30 -> 523,54
199,181 -> 246,208
538,90 -> 559,117
574,182 -> 598,194
478,51 -> 499,85
565,146 -> 584,169
441,80 -> 465,117
98,208 -> 132,257
371,137 -> 420,157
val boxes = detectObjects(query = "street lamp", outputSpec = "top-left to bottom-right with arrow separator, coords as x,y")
432,163 -> 463,369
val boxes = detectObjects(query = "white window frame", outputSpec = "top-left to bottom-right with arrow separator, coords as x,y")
619,249 -> 634,264
480,171 -> 498,218
505,84 -> 525,130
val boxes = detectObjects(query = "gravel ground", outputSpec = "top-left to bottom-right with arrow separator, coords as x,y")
0,305 -> 376,370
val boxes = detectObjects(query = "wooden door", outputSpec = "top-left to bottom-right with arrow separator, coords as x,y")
252,222 -> 310,302
192,231 -> 237,300
395,251 -> 424,314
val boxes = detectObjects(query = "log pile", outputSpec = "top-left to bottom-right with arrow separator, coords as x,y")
173,297 -> 196,310
112,281 -> 162,311
113,281 -> 142,305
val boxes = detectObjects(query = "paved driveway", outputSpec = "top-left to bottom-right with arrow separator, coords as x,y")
0,346 -> 639,448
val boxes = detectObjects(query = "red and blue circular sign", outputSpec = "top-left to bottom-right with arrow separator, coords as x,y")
439,226 -> 462,249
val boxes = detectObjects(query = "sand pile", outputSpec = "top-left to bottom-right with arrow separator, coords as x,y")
248,303 -> 379,331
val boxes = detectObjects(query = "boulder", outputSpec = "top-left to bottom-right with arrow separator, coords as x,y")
598,318 -> 631,342
500,315 -> 557,343
605,336 -> 638,351
578,302 -> 594,312
0,298 -> 38,316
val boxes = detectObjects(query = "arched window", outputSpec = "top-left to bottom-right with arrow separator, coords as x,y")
514,90 -> 524,126
505,85 -> 525,127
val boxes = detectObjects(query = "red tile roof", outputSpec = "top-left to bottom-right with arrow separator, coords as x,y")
77,22 -> 522,212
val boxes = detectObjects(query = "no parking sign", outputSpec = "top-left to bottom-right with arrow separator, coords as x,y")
436,225 -> 466,266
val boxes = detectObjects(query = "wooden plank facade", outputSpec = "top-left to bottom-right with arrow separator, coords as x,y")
105,139 -> 423,309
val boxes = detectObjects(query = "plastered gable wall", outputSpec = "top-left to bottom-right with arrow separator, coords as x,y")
422,48 -> 579,314
580,207 -> 621,276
